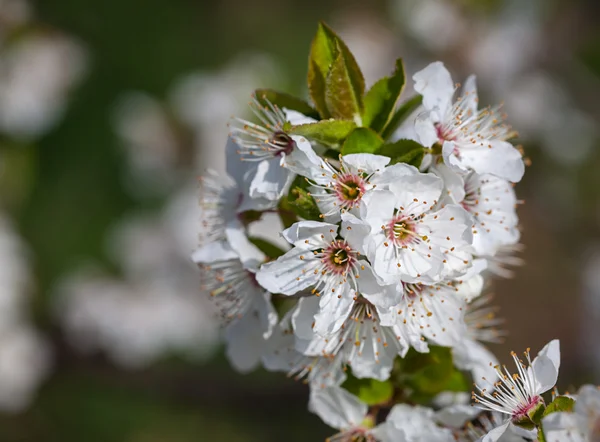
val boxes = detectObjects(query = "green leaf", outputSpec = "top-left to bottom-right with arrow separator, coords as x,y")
325,41 -> 365,121
377,139 -> 425,167
289,119 -> 356,149
542,396 -> 576,418
287,175 -> 322,221
248,237 -> 287,260
341,127 -> 383,155
362,58 -> 406,134
307,23 -> 337,118
381,95 -> 423,140
307,22 -> 365,120
254,89 -> 320,120
342,376 -> 394,406
277,198 -> 298,229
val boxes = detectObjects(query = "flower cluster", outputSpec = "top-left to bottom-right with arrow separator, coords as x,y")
192,23 -> 598,442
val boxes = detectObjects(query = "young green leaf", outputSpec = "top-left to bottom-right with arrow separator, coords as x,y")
381,95 -> 423,140
362,58 -> 406,134
307,22 -> 365,120
342,375 -> 394,406
248,237 -> 287,260
341,127 -> 384,155
289,119 -> 356,149
377,139 -> 425,167
325,41 -> 365,121
542,396 -> 576,418
286,175 -> 322,221
277,198 -> 298,229
254,89 -> 320,120
307,23 -> 337,118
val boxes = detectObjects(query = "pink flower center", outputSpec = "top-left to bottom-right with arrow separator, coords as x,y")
322,240 -> 357,275
435,123 -> 457,143
512,395 -> 542,420
334,173 -> 366,209
387,215 -> 419,246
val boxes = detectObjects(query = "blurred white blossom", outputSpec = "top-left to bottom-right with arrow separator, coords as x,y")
0,31 -> 87,139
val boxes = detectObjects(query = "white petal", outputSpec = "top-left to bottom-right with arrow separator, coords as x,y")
308,386 -> 367,431
480,421 -> 511,442
435,404 -> 481,428
292,296 -> 321,341
532,339 -> 560,394
443,140 -> 525,183
541,412 -> 582,442
453,340 -> 499,392
284,109 -> 316,126
191,240 -> 238,264
255,248 -> 320,295
388,170 -> 444,214
250,157 -> 293,200
225,225 -> 265,268
314,288 -> 355,336
225,291 -> 277,373
372,162 -> 423,187
282,221 -> 337,249
340,213 -> 370,255
415,110 -> 440,148
386,404 -> 455,441
462,75 -> 478,116
342,153 -> 390,175
431,163 -> 466,204
413,61 -> 455,114
357,264 -> 403,309
283,136 -> 324,178
360,189 -> 397,226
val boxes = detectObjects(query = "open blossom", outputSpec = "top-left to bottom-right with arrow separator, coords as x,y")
372,403 -> 456,442
433,164 -> 520,256
310,387 -> 455,442
261,311 -> 347,388
192,234 -> 277,372
292,296 -> 407,381
284,145 -> 405,222
255,220 -> 400,335
357,164 -> 473,284
384,267 -> 485,351
228,95 -> 314,201
472,340 -> 561,441
413,62 -> 524,183
542,384 -> 600,442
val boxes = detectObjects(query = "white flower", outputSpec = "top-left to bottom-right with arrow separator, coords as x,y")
372,404 -> 456,441
292,296 -> 406,381
413,62 -> 524,183
309,387 -> 452,442
472,340 -> 561,441
283,145 -> 400,222
433,164 -> 520,256
255,220 -> 400,335
192,233 -> 277,372
542,384 -> 600,442
261,312 -> 347,388
198,169 -> 275,245
358,164 -> 473,284
227,95 -> 315,201
384,270 -> 484,351
308,386 -> 380,441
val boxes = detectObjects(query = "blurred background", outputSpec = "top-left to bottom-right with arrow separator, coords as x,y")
0,0 -> 599,440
